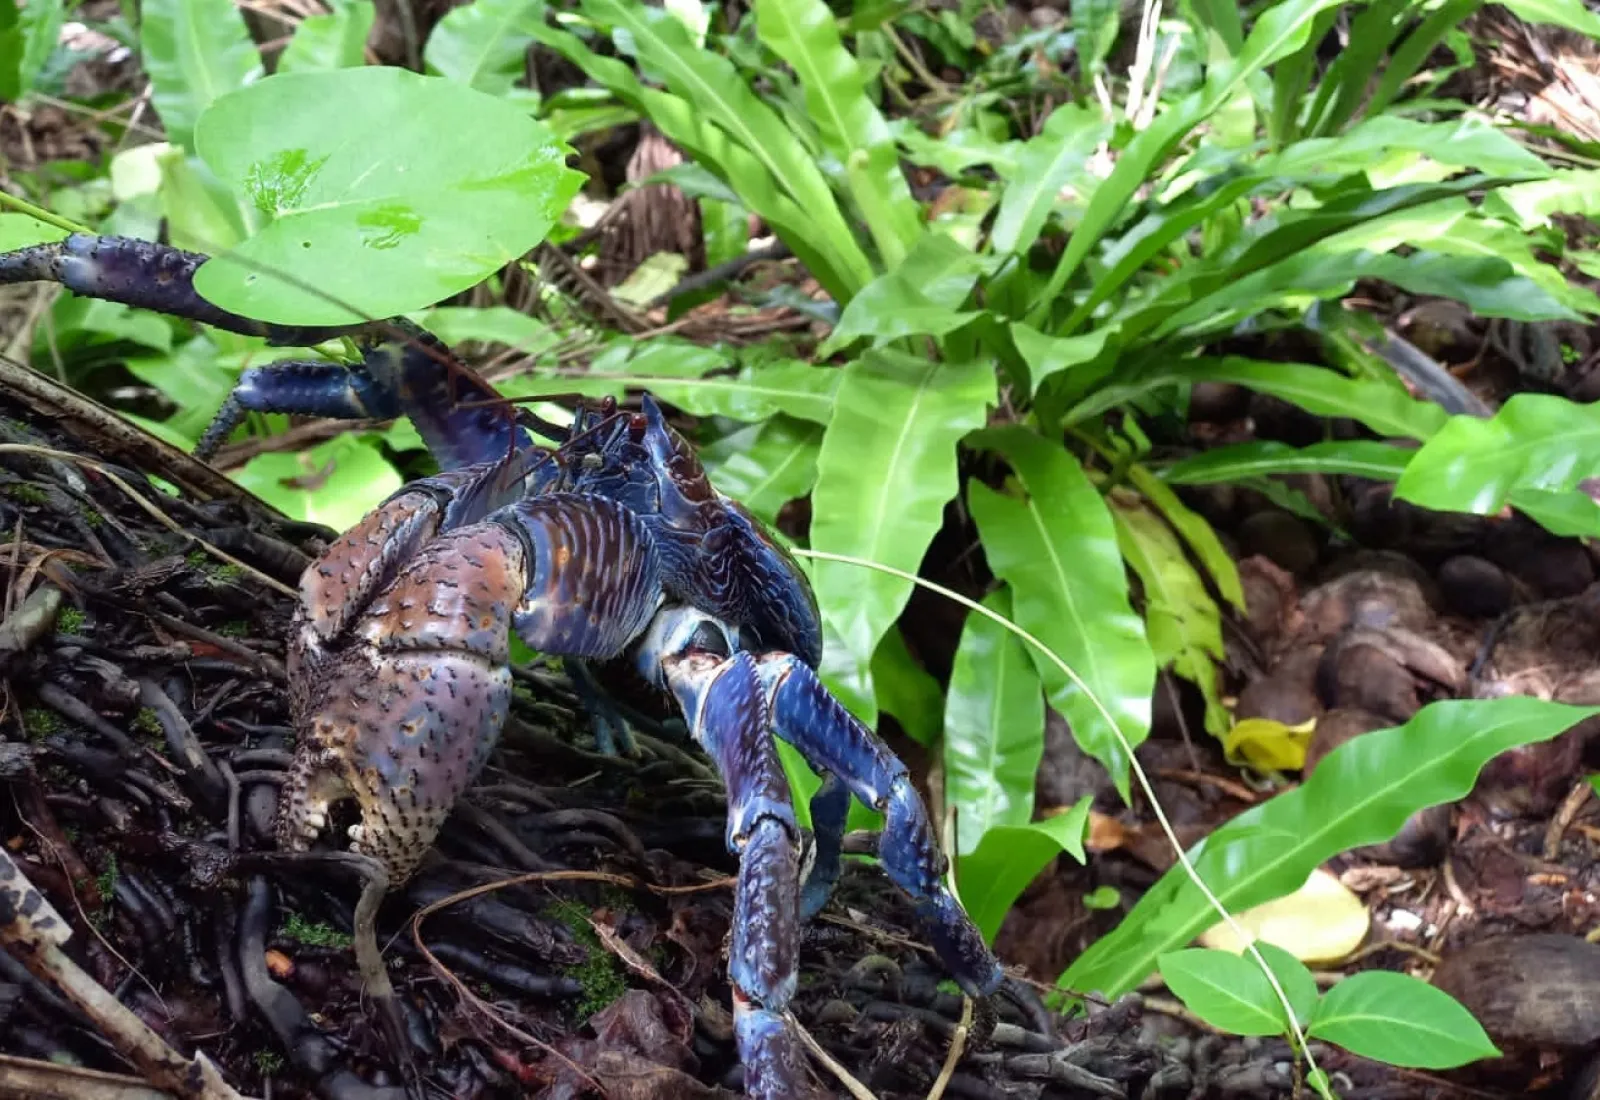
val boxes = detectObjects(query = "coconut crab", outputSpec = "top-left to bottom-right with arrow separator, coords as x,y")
0,234 -> 1004,1096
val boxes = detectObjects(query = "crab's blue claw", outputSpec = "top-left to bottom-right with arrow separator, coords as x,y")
196,322 -> 534,465
0,234 -> 533,468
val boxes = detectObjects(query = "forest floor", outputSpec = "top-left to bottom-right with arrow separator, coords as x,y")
7,5 -> 1600,1100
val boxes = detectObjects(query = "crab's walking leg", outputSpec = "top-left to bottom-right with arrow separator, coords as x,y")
194,326 -> 530,466
0,234 -> 353,345
755,654 -> 1005,998
0,234 -> 525,466
649,616 -> 819,1099
800,775 -> 850,922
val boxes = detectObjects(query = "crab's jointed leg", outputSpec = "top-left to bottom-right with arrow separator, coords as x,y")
637,607 -> 1004,1097
755,654 -> 1005,995
0,233 -> 357,345
0,233 -> 529,466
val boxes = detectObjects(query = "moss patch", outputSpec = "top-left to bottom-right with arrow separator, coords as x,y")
281,912 -> 353,948
549,898 -> 629,1019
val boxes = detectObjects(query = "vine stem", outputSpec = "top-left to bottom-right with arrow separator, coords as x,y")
0,190 -> 93,236
789,548 -> 1328,1095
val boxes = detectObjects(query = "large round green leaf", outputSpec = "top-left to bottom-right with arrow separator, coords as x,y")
191,66 -> 585,325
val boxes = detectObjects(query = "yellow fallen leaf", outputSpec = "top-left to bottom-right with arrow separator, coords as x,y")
1222,716 -> 1316,772
1199,867 -> 1369,963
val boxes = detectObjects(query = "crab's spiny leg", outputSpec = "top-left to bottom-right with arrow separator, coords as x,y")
0,234 -> 355,346
800,774 -> 851,922
196,324 -> 532,467
565,657 -> 640,757
649,612 -> 819,1099
194,357 -> 400,461
754,653 -> 1004,998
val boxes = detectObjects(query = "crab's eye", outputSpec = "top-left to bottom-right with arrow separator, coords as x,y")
628,413 -> 648,439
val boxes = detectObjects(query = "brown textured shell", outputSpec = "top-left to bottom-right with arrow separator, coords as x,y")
277,520 -> 526,884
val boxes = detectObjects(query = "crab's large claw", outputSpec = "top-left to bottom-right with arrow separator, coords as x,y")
279,488 -> 663,877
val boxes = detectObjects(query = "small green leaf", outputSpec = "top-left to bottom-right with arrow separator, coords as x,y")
957,798 -> 1091,944
424,0 -> 544,95
279,0 -> 375,72
870,626 -> 945,746
1159,949 -> 1295,1036
233,433 -> 402,530
1074,357 -> 1448,443
156,148 -> 250,254
140,0 -> 262,152
1394,394 -> 1600,518
1128,465 -> 1246,611
1499,0 -> 1600,39
1075,0 -> 1122,72
1514,487 -> 1600,539
417,305 -> 558,355
1111,494 -> 1228,735
1083,885 -> 1120,910
990,103 -> 1110,256
0,0 -> 22,103
1161,249 -> 1578,343
944,587 -> 1045,853
967,427 -> 1155,795
1310,971 -> 1500,1069
698,416 -> 822,527
0,212 -> 67,251
1062,698 -> 1599,1000
1010,322 -> 1110,393
45,297 -> 174,360
1253,941 -> 1320,1025
1164,440 -> 1416,485
754,0 -> 921,267
809,350 -> 993,666
192,67 -> 585,325
1031,0 -> 1351,316
820,233 -> 990,354
584,0 -> 874,297
15,0 -> 62,98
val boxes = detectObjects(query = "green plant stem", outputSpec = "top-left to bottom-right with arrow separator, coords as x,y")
791,548 -> 1328,1096
0,191 -> 92,236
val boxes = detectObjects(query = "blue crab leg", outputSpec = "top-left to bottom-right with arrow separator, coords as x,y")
563,658 -> 637,756
0,234 -> 530,467
194,325 -> 533,467
800,774 -> 851,922
649,615 -> 816,1098
0,234 -> 356,346
753,654 -> 1005,998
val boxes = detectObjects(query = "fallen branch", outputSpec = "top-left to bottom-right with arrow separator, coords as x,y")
0,848 -> 252,1100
